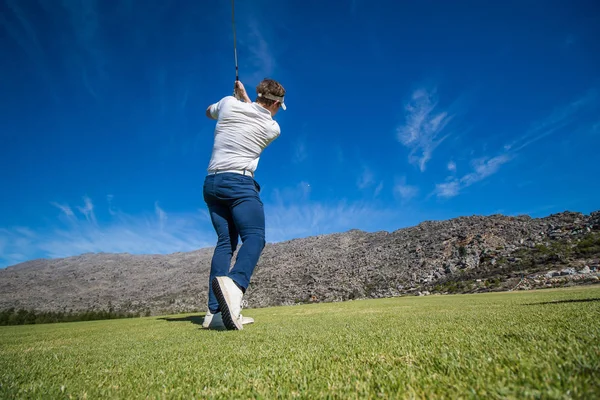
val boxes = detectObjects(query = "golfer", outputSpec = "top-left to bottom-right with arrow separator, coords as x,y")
201,78 -> 286,330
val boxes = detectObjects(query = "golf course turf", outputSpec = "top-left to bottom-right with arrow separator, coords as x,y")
1,286 -> 598,398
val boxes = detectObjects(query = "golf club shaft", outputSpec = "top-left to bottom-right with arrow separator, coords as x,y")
232,0 -> 240,98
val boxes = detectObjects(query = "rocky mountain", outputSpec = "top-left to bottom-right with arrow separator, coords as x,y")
1,210 -> 599,315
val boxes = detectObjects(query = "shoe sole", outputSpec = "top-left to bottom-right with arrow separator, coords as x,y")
212,277 -> 243,330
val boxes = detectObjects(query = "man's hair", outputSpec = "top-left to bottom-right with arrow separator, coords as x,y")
255,78 -> 285,107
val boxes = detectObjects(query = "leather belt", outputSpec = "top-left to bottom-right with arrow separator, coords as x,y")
207,169 -> 254,178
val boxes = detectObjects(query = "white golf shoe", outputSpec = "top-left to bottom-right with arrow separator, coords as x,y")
212,276 -> 245,330
202,311 -> 254,330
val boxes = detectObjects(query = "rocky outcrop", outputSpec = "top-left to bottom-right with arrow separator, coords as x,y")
0,210 -> 598,315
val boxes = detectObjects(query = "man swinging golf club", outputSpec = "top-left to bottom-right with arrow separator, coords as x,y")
202,78 -> 286,330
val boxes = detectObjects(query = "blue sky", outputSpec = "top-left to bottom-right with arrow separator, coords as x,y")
1,0 -> 599,268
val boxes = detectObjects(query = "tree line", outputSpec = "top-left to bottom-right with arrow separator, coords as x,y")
0,306 -> 150,326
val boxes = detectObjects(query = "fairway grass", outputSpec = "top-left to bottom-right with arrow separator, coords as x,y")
1,286 -> 599,399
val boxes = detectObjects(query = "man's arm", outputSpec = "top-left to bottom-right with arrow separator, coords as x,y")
206,106 -> 216,120
206,82 -> 249,120
235,81 -> 252,103
206,99 -> 225,120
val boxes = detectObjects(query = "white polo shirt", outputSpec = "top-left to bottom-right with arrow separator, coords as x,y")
206,96 -> 280,175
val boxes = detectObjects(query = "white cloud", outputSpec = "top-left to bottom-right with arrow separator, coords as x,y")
397,87 -> 454,171
374,182 -> 384,197
0,187 -> 414,268
293,140 -> 307,164
0,228 -> 35,267
242,18 -> 275,84
15,227 -> 35,238
262,182 -> 406,242
265,200 -> 397,243
77,196 -> 97,224
58,0 -> 109,99
464,155 -> 511,185
155,202 -> 168,231
433,89 -> 599,199
271,181 -> 312,204
510,89 -> 598,152
447,161 -> 457,172
107,194 -> 117,216
0,199 -> 216,268
434,181 -> 460,198
393,177 -> 419,201
435,154 -> 512,198
299,182 -> 311,199
51,202 -> 75,219
357,167 -> 374,189
1,0 -> 58,101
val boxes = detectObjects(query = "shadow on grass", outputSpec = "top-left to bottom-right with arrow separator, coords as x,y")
158,315 -> 206,326
524,298 -> 600,306
158,314 -> 231,331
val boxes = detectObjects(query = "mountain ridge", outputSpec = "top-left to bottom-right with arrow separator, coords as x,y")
1,210 -> 599,315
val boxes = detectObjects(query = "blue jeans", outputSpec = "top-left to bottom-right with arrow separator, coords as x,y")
203,172 -> 266,313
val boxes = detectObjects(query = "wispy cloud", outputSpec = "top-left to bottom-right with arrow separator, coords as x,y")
60,0 -> 108,98
1,186 -> 416,268
155,202 -> 168,231
0,227 -> 34,268
1,0 -> 58,102
51,202 -> 75,219
15,227 -> 35,238
0,235 -> 6,256
397,87 -> 454,172
271,181 -> 312,203
508,89 -> 599,152
293,139 -> 308,164
374,182 -> 384,197
265,200 -> 399,243
434,154 -> 512,198
0,198 -> 216,268
357,166 -> 375,190
464,155 -> 511,185
77,196 -> 97,224
107,195 -> 117,216
434,181 -> 460,198
433,89 -> 599,199
447,161 -> 457,173
393,177 -> 419,201
241,18 -> 275,83
262,180 -> 412,241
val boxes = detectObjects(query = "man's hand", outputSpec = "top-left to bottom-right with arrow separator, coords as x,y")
234,80 -> 252,103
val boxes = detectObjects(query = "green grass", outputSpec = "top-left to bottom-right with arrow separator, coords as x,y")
1,286 -> 599,399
